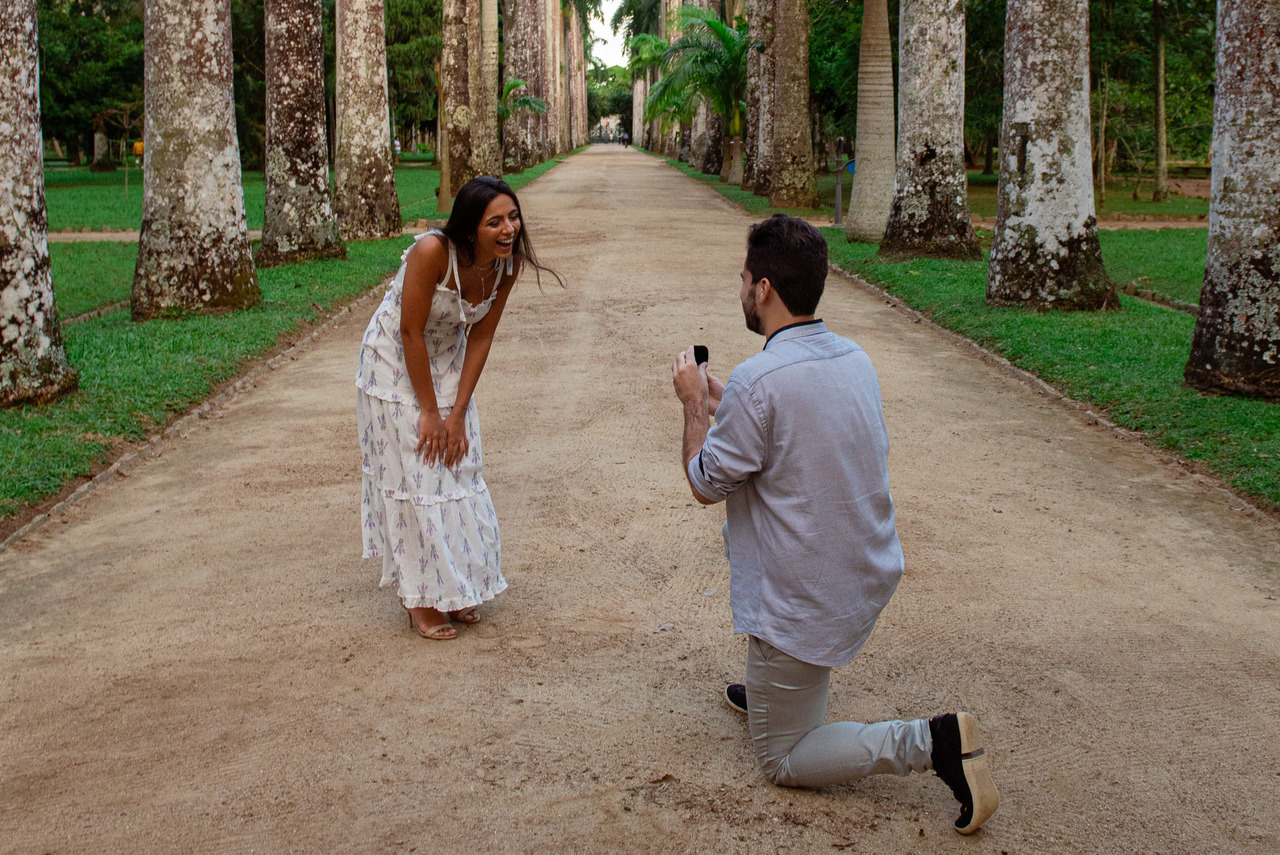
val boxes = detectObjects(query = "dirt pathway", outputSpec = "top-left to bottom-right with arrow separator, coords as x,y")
3,145 -> 1278,853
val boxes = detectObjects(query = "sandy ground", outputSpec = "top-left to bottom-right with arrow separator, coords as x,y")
3,146 -> 1278,854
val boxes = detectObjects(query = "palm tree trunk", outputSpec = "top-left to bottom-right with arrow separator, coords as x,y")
442,0 -> 474,194
986,0 -> 1114,311
333,0 -> 401,237
1184,0 -> 1280,399
569,11 -> 588,149
503,0 -> 544,171
743,0 -> 774,193
1,0 -> 77,406
880,0 -> 979,259
631,74 -> 647,149
472,0 -> 501,176
844,0 -> 895,242
133,0 -> 260,319
1151,0 -> 1169,203
543,0 -> 561,158
701,111 -> 724,174
767,0 -> 816,207
259,0 -> 345,267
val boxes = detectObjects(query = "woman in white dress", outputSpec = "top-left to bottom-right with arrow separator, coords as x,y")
357,177 -> 556,639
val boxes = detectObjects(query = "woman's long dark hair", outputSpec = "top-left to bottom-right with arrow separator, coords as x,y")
441,176 -> 563,289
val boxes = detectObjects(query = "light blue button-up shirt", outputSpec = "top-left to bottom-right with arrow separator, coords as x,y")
688,321 -> 905,667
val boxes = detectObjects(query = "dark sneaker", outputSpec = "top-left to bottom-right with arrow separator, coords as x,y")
929,712 -> 999,834
724,683 -> 748,714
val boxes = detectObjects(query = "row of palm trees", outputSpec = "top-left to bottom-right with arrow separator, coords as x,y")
1,0 -> 592,407
626,0 -> 1278,401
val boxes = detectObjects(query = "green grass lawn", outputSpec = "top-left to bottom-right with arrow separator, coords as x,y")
963,171 -> 1209,219
6,154 -> 571,520
823,235 -> 1277,507
1098,228 -> 1208,304
49,242 -> 138,318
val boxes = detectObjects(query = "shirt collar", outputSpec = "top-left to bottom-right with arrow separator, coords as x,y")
764,318 -> 824,349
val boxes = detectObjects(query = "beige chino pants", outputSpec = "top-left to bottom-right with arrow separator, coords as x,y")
745,636 -> 933,787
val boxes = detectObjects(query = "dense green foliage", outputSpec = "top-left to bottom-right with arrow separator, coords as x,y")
588,65 -> 634,135
36,0 -> 144,164
385,0 -> 444,137
645,7 -> 749,135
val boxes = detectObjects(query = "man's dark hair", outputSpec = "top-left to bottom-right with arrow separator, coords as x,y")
745,214 -> 828,316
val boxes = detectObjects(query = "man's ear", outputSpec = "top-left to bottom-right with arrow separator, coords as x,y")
755,277 -> 773,304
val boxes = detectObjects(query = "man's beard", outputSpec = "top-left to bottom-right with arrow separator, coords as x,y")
742,287 -> 762,334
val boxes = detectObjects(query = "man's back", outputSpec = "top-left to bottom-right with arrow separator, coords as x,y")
691,321 -> 905,667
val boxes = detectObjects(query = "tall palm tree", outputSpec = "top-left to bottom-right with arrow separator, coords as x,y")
133,0 -> 259,319
1,0 -> 77,406
644,6 -> 748,182
259,0 -> 346,267
766,0 -> 816,208
879,0 -> 979,260
844,0 -> 895,243
614,0 -> 663,147
1184,0 -> 1280,399
334,0 -> 401,238
986,0 -> 1114,310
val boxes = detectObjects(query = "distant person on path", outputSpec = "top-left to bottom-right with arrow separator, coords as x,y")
670,214 -> 1000,834
357,176 -> 558,640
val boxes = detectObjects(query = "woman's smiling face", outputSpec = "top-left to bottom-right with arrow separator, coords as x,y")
475,194 -> 521,261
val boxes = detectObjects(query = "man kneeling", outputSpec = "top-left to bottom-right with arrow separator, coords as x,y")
671,214 -> 999,834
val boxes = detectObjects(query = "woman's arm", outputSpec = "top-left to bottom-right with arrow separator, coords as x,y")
439,258 -> 522,467
399,236 -> 451,465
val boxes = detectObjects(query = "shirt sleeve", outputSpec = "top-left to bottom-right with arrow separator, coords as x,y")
687,377 -> 767,502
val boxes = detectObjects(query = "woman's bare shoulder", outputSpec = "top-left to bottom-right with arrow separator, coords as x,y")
407,231 -> 449,264
404,232 -> 450,286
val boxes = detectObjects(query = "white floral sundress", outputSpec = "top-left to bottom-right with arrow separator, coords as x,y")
356,230 -> 512,611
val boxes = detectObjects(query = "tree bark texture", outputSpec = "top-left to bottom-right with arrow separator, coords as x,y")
659,0 -> 682,157
844,0 -> 895,243
701,110 -> 724,174
743,0 -> 774,193
503,0 -> 544,171
691,102 -> 708,169
132,0 -> 260,320
542,0 -> 562,159
91,130 -> 117,172
986,0 -> 1115,311
631,75 -> 647,146
560,12 -> 576,155
766,0 -> 815,207
441,0 -> 474,194
569,11 -> 588,149
880,0 -> 979,260
1151,0 -> 1169,203
472,0 -> 502,176
1184,0 -> 1280,400
334,0 -> 401,238
259,0 -> 345,268
1,0 -> 77,406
